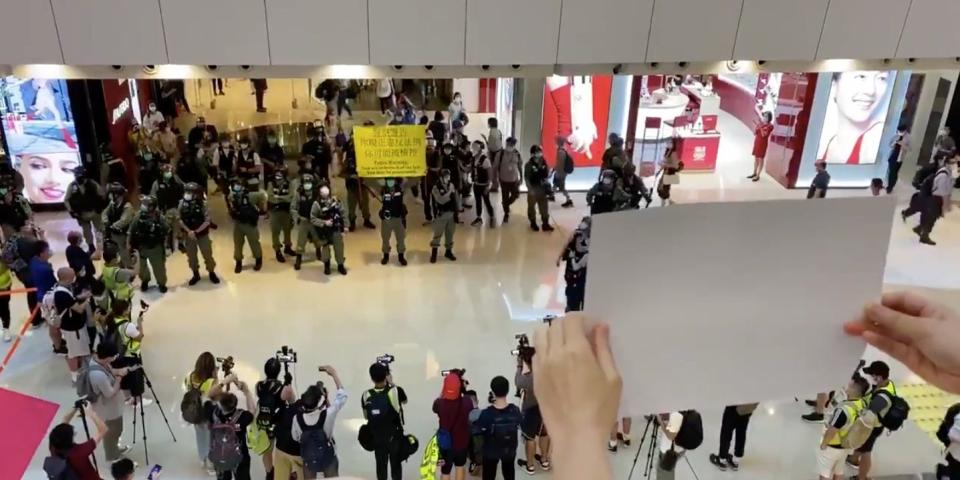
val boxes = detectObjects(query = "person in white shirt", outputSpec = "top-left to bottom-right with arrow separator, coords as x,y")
377,79 -> 395,116
142,102 -> 165,133
917,154 -> 955,245
483,118 -> 503,191
292,365 -> 348,479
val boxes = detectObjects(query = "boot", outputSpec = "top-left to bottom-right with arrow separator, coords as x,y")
530,222 -> 540,232
398,253 -> 408,266
158,285 -> 168,294
337,264 -> 347,275
542,224 -> 555,232
275,249 -> 285,263
445,249 -> 457,261
430,248 -> 438,264
316,247 -> 322,261
254,257 -> 263,271
294,254 -> 303,271
323,261 -> 331,275
234,260 -> 243,273
503,212 -> 510,223
140,281 -> 150,292
380,253 -> 389,265
188,269 -> 201,286
349,221 -> 357,232
283,246 -> 296,257
363,219 -> 376,229
209,271 -> 221,284
562,199 -> 574,208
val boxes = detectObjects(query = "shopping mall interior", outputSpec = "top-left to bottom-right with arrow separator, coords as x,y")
3,1 -> 960,479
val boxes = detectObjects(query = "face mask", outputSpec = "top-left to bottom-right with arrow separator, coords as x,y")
319,187 -> 330,197
441,176 -> 451,183
275,174 -> 284,181
221,142 -> 230,149
143,153 -> 153,160
443,150 -> 453,156
232,185 -> 242,193
534,153 -> 543,159
0,189 -> 7,196
385,180 -> 395,188
163,172 -> 172,179
140,205 -> 149,212
303,183 -> 313,190
240,144 -> 249,150
268,137 -> 277,144
184,193 -> 194,201
602,178 -> 613,186
579,221 -> 589,231
506,146 -> 515,152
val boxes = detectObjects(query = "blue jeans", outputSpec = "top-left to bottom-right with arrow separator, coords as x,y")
195,422 -> 211,463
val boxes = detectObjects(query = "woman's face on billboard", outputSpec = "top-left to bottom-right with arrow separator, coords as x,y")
18,152 -> 78,203
834,71 -> 890,125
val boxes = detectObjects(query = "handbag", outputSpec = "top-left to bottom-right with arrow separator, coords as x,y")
662,173 -> 680,185
437,399 -> 463,451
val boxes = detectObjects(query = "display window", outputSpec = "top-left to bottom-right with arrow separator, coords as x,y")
815,71 -> 897,165
541,75 -> 613,169
0,77 -> 79,204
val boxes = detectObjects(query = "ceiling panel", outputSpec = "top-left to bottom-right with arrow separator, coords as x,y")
647,0 -> 744,63
817,0 -> 910,60
466,0 -> 560,65
266,0 -> 369,65
557,0 -> 654,64
52,0 -> 167,65
160,0 -> 270,65
897,0 -> 960,58
734,0 -> 829,61
369,0 -> 466,66
0,0 -> 63,65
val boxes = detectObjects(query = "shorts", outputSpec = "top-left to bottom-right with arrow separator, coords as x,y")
816,446 -> 849,478
62,329 -> 91,359
855,427 -> 884,453
440,449 -> 467,474
521,406 -> 547,440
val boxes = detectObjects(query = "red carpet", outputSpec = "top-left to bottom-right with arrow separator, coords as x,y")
0,387 -> 60,479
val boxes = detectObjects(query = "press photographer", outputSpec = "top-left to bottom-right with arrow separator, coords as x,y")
513,333 -> 551,475
253,347 -> 298,480
360,355 -> 412,480
205,371 -> 257,480
432,369 -> 474,480
288,365 -> 348,478
76,342 -> 133,462
44,399 -> 108,480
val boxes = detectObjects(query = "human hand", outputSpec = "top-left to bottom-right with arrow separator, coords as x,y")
844,291 -> 960,394
237,381 -> 250,392
188,230 -> 196,240
533,314 -> 621,444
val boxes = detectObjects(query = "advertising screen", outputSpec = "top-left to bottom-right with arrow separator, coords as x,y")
816,71 -> 897,165
541,75 -> 613,169
0,77 -> 79,204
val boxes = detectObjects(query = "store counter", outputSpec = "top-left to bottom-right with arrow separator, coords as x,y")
676,130 -> 721,172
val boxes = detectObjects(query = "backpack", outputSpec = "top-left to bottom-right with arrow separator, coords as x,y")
41,285 -> 72,327
209,410 -> 244,472
75,360 -> 109,403
921,169 -> 949,197
937,403 -> 960,447
673,410 -> 703,450
840,407 -> 877,449
255,380 -> 284,432
875,390 -> 910,431
487,406 -> 519,457
363,388 -> 400,444
42,455 -> 79,480
912,163 -> 938,190
180,380 -> 205,424
1,237 -> 23,272
299,410 -> 335,472
562,151 -> 575,175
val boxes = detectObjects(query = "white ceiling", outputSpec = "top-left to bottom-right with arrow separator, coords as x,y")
2,0 -> 957,68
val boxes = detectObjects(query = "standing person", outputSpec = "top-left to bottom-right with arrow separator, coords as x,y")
55,267 -> 93,380
205,376 -> 257,480
914,155 -> 954,246
558,217 -> 590,313
260,130 -> 285,181
234,138 -> 262,183
291,174 -> 319,270
484,118 -> 504,192
817,376 -> 869,480
886,125 -> 910,193
516,353 -> 551,475
252,79 -> 268,113
64,165 -> 105,259
185,352 -> 219,476
429,111 -> 448,145
254,359 -> 294,480
142,102 -> 164,132
433,372 -> 473,480
377,178 -> 409,266
150,164 -> 184,253
4,226 -> 40,326
127,196 -> 169,293
933,126 -> 956,159
553,137 -> 574,208
227,178 -> 267,273
310,184 -> 349,276
748,112 -> 775,181
430,169 -> 459,263
65,231 -> 96,292
292,366 -> 349,479
301,128 -> 333,183
709,403 -> 758,471
475,376 -> 522,480
268,167 -> 296,263
341,138 -> 374,231
0,254 -> 12,342
656,142 -> 682,206
102,183 -> 135,268
137,148 -> 160,195
807,160 -> 831,199
655,412 -> 692,480
156,122 -> 180,166
448,92 -> 465,126
86,341 -> 133,462
337,79 -> 355,118
0,184 -> 33,240
422,138 -> 442,223
179,183 -> 220,285
847,361 -> 898,480
188,116 -> 218,148
214,138 -> 237,195
471,141 -> 495,227
45,402 -> 109,480
524,146 -> 553,232
32,240 -> 60,344
361,362 -> 408,480
498,138 -> 523,223
377,78 -> 395,115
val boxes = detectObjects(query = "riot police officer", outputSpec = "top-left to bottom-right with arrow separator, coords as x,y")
151,164 -> 185,252
558,217 -> 590,312
268,166 -> 295,262
64,165 -> 105,258
178,183 -> 220,285
214,137 -> 237,194
429,168 -> 459,263
259,129 -> 284,180
102,183 -> 136,268
377,177 -> 409,266
524,145 -> 553,232
0,183 -> 32,241
586,169 -> 628,215
128,195 -> 169,293
227,177 -> 267,273
309,184 -> 348,275
235,137 -> 262,182
422,137 -> 442,222
301,126 -> 333,182
291,173 -> 319,270
341,138 -> 374,231
138,148 -> 160,194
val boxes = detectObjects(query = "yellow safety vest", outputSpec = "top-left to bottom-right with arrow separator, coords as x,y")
828,400 -> 865,447
115,315 -> 140,355
0,262 -> 12,290
102,265 -> 133,302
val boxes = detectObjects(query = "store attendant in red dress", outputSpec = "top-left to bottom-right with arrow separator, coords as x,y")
748,112 -> 774,182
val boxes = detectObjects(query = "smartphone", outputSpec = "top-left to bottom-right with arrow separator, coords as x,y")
147,464 -> 162,480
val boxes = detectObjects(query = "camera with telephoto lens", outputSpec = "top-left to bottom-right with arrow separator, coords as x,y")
377,354 -> 395,365
216,356 -> 235,376
276,345 -> 298,364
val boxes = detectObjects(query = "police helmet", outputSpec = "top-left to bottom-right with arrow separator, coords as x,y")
300,173 -> 316,183
139,195 -> 157,209
184,182 -> 201,193
440,168 -> 451,177
108,182 -> 126,195
601,169 -> 617,180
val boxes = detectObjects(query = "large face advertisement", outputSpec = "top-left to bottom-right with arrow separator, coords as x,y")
0,77 -> 78,204
816,71 -> 896,165
541,75 -> 613,169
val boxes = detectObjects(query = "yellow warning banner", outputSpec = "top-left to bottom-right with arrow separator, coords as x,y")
354,125 -> 426,177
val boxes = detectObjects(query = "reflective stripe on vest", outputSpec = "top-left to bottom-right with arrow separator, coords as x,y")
828,401 -> 864,447
102,266 -> 133,301
115,316 -> 140,355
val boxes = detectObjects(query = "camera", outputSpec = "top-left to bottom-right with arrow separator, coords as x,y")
441,368 -> 465,378
511,333 -> 534,358
216,356 -> 235,376
276,345 -> 298,364
74,397 -> 89,409
377,354 -> 395,365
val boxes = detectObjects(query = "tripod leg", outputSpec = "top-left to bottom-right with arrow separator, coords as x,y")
143,371 -> 178,442
627,417 -> 654,480
131,400 -> 138,445
138,396 -> 149,465
644,422 -> 659,478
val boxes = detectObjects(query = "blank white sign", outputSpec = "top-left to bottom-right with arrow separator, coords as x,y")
584,196 -> 895,416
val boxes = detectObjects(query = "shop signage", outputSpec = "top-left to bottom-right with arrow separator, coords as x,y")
111,98 -> 130,125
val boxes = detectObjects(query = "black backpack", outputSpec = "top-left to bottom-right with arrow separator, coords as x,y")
913,163 -> 939,190
673,410 -> 704,450
937,403 -> 960,447
363,388 -> 400,444
487,406 -> 520,457
43,455 -> 79,480
256,380 -> 284,431
875,390 -> 910,431
299,410 -> 335,473
180,380 -> 205,425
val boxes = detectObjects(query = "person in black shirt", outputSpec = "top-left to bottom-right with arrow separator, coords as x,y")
475,376 -> 522,480
272,399 -> 305,480
429,111 -> 447,145
807,160 -> 830,199
470,140 -> 495,227
205,376 -> 256,480
301,128 -> 333,182
188,116 -> 219,149
260,130 -> 284,181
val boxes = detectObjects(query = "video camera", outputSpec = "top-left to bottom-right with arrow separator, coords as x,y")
376,354 -> 395,365
510,334 -> 535,360
276,345 -> 298,364
216,356 -> 235,376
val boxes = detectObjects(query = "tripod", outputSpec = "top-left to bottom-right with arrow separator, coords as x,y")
76,400 -> 100,473
130,355 -> 177,464
628,416 -> 661,480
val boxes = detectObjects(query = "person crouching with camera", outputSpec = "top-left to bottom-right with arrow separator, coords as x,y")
205,372 -> 257,480
288,365 -> 348,478
516,350 -> 551,474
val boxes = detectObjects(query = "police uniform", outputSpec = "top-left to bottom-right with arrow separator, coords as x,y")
268,173 -> 295,258
0,192 -> 32,240
103,197 -> 136,268
378,181 -> 408,263
228,185 -> 266,270
309,196 -> 347,274
524,156 -> 552,230
290,181 -> 320,266
235,148 -> 261,182
64,179 -> 105,254
422,148 -> 442,221
586,177 -> 628,215
179,195 -> 217,276
429,175 -> 458,262
342,142 -> 372,229
128,208 -> 169,291
151,175 -> 185,250
215,144 -> 237,192
562,225 -> 590,312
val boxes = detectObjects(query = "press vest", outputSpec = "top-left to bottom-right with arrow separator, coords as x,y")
130,213 -> 165,247
102,265 -> 134,302
296,191 -> 314,218
115,314 -> 140,355
828,401 -> 865,447
230,191 -> 259,225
